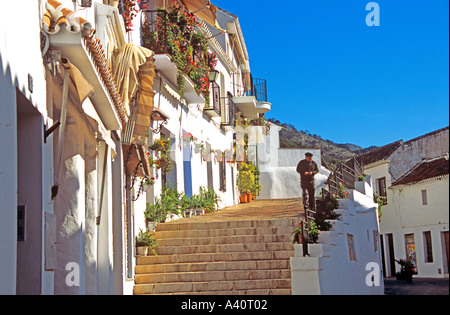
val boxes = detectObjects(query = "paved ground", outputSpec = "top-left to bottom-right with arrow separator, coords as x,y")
384,277 -> 449,295
181,198 -> 304,223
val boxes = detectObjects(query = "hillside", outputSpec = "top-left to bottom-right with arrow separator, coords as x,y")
267,119 -> 376,169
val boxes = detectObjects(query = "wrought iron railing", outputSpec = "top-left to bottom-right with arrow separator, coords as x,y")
233,72 -> 268,103
220,96 -> 236,129
246,77 -> 268,102
322,158 -> 364,199
141,9 -> 169,54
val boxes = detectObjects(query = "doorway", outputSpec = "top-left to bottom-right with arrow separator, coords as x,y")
442,231 -> 449,274
16,89 -> 43,294
386,234 -> 396,277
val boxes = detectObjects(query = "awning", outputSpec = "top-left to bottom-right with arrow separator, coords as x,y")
112,43 -> 156,145
180,0 -> 224,32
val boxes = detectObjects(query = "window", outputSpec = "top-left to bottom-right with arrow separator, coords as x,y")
219,156 -> 226,192
423,231 -> 433,263
421,190 -> 428,206
377,177 -> 388,205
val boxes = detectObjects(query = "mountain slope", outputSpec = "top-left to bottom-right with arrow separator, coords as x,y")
267,119 -> 375,169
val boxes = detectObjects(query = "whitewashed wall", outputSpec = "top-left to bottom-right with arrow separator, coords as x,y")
291,177 -> 384,295
257,125 -> 330,199
0,0 -> 52,294
388,176 -> 449,277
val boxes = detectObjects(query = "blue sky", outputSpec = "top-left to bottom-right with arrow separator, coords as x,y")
212,0 -> 449,148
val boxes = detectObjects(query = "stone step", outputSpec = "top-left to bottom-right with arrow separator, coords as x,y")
154,241 -> 293,256
133,278 -> 292,295
135,259 -> 291,275
135,269 -> 291,284
142,288 -> 291,295
154,226 -> 294,239
136,250 -> 294,265
134,200 -> 302,295
155,218 -> 299,232
157,233 -> 293,247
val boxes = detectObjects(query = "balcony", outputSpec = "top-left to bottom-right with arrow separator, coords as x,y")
141,8 -> 215,105
232,73 -> 271,119
220,96 -> 236,131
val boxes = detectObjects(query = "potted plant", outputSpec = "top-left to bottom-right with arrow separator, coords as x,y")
144,198 -> 165,232
236,170 -> 254,203
160,184 -> 182,221
395,259 -> 414,283
198,186 -> 221,213
237,163 -> 257,203
291,220 -> 321,244
136,228 -> 159,256
180,194 -> 194,217
291,223 -> 303,244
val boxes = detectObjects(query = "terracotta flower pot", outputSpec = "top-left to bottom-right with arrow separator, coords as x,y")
239,194 -> 248,203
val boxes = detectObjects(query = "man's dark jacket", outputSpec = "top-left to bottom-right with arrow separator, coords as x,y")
296,159 -> 319,184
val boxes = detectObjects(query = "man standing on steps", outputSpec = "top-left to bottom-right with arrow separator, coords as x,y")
296,152 -> 319,212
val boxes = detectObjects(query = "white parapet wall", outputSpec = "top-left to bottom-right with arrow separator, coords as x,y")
256,125 -> 331,200
290,177 -> 385,295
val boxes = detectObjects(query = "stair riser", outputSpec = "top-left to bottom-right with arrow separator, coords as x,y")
154,226 -> 294,239
156,218 -> 299,232
134,279 -> 291,295
137,250 -> 294,265
135,269 -> 291,284
157,234 -> 293,247
135,259 -> 291,274
154,242 -> 293,255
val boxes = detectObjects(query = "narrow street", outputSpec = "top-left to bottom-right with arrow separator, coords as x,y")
384,277 -> 449,295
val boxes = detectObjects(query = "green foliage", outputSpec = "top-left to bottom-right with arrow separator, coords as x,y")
144,198 -> 166,223
373,192 -> 385,223
236,170 -> 254,194
142,3 -> 217,99
146,185 -> 222,223
291,220 -> 320,244
136,228 -> 159,255
315,195 -> 341,232
237,162 -> 261,195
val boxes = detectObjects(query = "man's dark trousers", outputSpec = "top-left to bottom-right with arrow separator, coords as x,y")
301,181 -> 315,211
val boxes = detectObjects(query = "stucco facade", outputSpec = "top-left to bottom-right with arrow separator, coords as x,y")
358,127 -> 449,278
1,0 -> 270,294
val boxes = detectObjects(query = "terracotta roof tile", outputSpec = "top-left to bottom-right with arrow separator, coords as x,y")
350,140 -> 403,167
392,156 -> 449,186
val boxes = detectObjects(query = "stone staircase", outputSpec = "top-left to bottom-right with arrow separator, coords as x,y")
133,211 -> 301,295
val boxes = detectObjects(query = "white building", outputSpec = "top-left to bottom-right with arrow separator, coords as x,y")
291,176 -> 384,295
1,0 -> 271,294
256,124 -> 331,200
348,127 -> 449,278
